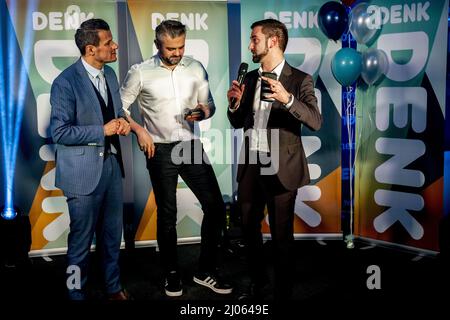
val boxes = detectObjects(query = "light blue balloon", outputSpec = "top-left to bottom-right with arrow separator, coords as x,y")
331,48 -> 362,87
361,48 -> 389,85
349,2 -> 379,44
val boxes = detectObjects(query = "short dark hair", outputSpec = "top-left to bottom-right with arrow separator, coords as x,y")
75,18 -> 110,55
155,20 -> 186,45
251,19 -> 288,52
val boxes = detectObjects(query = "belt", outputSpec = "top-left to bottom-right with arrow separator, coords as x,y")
154,141 -> 182,146
153,141 -> 182,150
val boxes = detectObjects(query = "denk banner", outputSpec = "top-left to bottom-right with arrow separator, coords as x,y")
6,0 -> 119,254
354,0 -> 448,251
125,0 -> 230,244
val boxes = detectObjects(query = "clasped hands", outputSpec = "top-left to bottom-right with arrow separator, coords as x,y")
103,118 -> 131,136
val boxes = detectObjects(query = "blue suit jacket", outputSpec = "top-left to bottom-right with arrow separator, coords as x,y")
50,58 -> 125,195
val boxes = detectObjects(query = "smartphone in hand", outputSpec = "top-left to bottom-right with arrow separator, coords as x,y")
184,108 -> 205,121
261,72 -> 277,102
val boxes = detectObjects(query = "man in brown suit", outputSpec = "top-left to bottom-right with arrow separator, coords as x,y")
227,19 -> 322,301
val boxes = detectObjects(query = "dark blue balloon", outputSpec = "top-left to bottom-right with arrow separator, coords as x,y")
318,1 -> 349,41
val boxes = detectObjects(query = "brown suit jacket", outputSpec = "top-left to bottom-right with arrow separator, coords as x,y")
228,62 -> 322,191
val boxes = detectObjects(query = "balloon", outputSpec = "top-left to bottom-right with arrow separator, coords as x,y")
349,2 -> 379,44
318,1 -> 349,41
361,48 -> 388,85
341,0 -> 357,6
331,48 -> 362,87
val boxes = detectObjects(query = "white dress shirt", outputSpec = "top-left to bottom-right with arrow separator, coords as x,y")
81,57 -> 108,104
120,55 -> 215,143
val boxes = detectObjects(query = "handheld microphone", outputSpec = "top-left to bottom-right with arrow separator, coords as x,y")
230,62 -> 248,109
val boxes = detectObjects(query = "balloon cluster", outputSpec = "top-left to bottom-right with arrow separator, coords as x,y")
318,1 -> 388,87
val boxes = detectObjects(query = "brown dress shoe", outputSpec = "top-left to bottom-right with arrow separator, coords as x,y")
108,289 -> 131,301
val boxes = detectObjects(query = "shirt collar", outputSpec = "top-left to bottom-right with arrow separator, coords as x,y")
81,57 -> 104,78
258,59 -> 286,79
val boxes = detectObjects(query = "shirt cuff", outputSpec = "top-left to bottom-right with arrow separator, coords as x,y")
283,94 -> 294,109
122,106 -> 131,117
228,105 -> 239,113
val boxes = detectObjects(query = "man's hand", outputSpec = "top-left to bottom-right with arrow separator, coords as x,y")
136,128 -> 155,158
227,80 -> 245,109
117,117 -> 131,136
104,119 -> 119,136
260,76 -> 291,104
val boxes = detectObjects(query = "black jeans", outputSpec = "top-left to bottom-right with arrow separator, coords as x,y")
147,140 -> 225,274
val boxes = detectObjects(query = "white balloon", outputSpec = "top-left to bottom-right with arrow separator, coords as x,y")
349,2 -> 379,44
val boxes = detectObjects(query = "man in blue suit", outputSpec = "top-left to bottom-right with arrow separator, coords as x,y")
50,18 -> 131,300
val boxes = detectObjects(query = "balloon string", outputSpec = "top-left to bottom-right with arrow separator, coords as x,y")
346,85 -> 355,248
348,27 -> 351,48
344,15 -> 355,248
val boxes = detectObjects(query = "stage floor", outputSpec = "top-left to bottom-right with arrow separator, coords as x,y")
1,237 -> 448,316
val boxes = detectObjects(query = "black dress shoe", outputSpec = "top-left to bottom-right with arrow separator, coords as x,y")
108,289 -> 132,300
238,282 -> 265,300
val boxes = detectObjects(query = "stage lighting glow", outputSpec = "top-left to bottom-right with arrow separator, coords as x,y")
1,206 -> 17,220
0,0 -> 36,219
345,234 -> 355,249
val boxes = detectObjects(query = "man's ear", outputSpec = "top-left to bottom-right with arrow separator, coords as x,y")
154,39 -> 160,50
85,44 -> 96,56
269,36 -> 277,49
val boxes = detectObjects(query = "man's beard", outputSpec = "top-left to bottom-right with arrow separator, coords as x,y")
162,55 -> 181,66
252,46 -> 269,63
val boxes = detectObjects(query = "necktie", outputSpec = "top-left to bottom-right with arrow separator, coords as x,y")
97,71 -> 108,104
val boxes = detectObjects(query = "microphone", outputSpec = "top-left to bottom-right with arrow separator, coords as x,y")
230,62 -> 248,109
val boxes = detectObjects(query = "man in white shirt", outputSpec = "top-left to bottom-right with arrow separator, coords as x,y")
120,20 -> 232,297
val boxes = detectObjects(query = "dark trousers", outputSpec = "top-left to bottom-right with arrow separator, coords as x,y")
238,161 -> 297,299
64,154 -> 123,300
147,140 -> 225,274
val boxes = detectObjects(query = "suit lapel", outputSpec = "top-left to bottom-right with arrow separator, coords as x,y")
75,59 -> 104,123
278,62 -> 292,87
274,62 -> 293,109
266,62 -> 293,147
